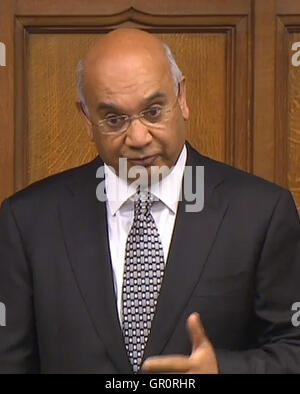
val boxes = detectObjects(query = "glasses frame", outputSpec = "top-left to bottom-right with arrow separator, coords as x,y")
85,82 -> 181,136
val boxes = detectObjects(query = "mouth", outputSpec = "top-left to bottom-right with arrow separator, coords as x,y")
127,155 -> 158,167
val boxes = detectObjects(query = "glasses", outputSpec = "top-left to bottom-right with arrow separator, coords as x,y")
89,83 -> 181,135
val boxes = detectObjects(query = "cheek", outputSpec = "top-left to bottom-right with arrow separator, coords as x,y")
160,121 -> 185,153
93,135 -> 123,166
162,123 -> 185,165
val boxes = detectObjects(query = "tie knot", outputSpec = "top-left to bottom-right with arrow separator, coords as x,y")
134,189 -> 153,216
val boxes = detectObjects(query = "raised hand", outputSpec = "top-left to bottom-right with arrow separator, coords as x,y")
141,313 -> 219,374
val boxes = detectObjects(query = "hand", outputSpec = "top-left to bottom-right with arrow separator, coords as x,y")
141,312 -> 219,374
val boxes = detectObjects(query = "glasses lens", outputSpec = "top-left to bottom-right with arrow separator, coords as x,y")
96,94 -> 177,134
101,115 -> 128,134
142,106 -> 163,124
140,106 -> 174,128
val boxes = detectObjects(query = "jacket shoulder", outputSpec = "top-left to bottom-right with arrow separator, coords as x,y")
187,143 -> 292,207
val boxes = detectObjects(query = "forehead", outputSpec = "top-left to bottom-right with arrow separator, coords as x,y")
84,50 -> 174,107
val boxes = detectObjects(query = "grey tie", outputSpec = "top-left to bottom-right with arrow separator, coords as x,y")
122,189 -> 165,373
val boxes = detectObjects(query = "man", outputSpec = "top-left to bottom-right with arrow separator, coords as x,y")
0,28 -> 299,374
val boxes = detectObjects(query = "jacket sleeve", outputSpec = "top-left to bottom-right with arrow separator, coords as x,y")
215,189 -> 300,373
0,198 -> 40,373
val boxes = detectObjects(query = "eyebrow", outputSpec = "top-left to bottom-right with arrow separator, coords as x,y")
96,91 -> 168,114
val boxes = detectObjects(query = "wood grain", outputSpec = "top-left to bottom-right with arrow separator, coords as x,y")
16,0 -> 250,16
27,34 -> 99,185
288,32 -> 300,213
253,0 -> 276,182
0,0 -> 15,203
1,0 -> 253,205
253,0 -> 300,214
159,32 -> 227,163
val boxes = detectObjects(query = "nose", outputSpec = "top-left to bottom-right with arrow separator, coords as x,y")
125,117 -> 152,148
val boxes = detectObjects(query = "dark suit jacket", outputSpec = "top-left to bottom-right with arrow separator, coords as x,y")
0,143 -> 299,374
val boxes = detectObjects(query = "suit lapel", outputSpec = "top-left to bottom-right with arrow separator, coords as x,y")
58,157 -> 131,373
143,144 -> 229,361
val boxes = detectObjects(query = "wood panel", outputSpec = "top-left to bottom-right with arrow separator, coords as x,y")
16,8 -> 251,189
0,0 -> 15,202
275,23 -> 300,213
0,0 -> 298,213
253,0 -> 300,214
0,0 -> 252,204
161,33 -> 227,164
27,34 -> 98,185
15,0 -> 251,16
253,0 -> 276,182
288,32 -> 300,213
274,12 -> 300,213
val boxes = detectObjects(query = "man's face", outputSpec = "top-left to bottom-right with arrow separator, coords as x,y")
82,48 -> 189,181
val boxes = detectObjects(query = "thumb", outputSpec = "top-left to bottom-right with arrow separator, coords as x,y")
187,312 -> 207,352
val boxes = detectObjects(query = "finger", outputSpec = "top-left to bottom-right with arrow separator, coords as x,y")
187,312 -> 207,351
141,355 -> 190,373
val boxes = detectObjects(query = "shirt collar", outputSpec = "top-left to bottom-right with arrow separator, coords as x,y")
105,144 -> 187,215
149,145 -> 186,213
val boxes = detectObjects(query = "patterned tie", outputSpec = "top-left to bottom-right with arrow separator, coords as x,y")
122,188 -> 165,373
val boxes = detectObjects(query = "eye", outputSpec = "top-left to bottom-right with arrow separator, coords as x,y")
143,106 -> 163,122
105,115 -> 126,129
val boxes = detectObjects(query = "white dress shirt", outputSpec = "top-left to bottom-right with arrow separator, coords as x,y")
105,144 -> 187,323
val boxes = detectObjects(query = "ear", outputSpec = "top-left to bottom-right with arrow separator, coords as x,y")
76,101 -> 95,142
178,77 -> 189,121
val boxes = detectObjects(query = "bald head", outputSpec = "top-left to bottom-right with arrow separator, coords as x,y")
77,29 -> 182,114
85,28 -> 166,69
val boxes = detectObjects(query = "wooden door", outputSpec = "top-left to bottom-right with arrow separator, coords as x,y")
0,0 -> 299,213
254,0 -> 300,214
